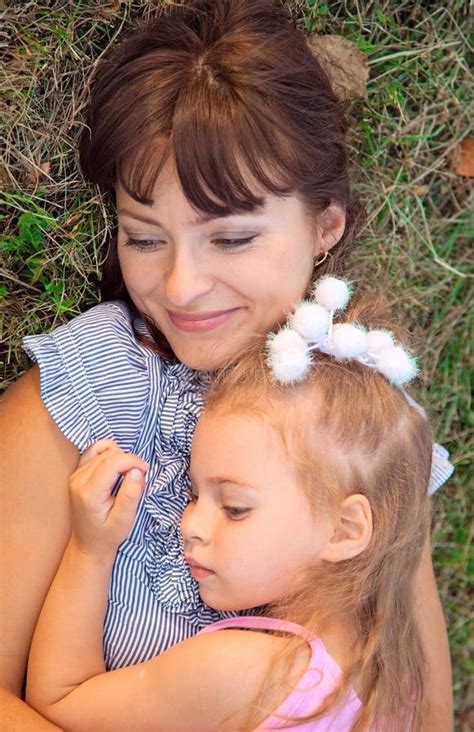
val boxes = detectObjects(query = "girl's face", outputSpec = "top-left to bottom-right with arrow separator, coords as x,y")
181,411 -> 334,611
116,159 -> 334,370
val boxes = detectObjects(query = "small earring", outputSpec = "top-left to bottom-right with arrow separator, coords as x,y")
314,250 -> 329,268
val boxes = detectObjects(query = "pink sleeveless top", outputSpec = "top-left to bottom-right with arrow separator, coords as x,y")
198,615 -> 366,730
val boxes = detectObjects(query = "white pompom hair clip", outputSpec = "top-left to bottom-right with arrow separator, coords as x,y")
266,276 -> 418,386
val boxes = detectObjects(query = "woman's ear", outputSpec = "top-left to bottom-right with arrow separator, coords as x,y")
321,494 -> 373,563
314,203 -> 346,256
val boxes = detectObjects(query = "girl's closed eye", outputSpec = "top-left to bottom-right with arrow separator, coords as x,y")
222,505 -> 251,520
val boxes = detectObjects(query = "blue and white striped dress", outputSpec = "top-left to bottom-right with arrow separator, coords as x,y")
24,301 -> 454,670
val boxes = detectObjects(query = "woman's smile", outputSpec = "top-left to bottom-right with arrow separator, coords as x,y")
166,307 -> 243,333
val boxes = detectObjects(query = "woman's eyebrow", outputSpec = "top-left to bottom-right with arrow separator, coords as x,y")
118,209 -> 208,227
117,207 -> 266,228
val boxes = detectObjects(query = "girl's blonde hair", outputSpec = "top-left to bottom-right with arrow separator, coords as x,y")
204,296 -> 433,730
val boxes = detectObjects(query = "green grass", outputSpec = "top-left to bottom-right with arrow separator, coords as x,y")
2,1 -> 472,725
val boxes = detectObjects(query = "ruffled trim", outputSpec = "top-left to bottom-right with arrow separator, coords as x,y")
23,302 -> 150,453
429,443 -> 455,495
140,360 -> 223,625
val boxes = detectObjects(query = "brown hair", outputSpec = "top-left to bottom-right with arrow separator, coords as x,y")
79,0 -> 364,355
204,297 -> 432,730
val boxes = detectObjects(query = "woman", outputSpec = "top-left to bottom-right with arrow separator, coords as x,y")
1,1 -> 452,728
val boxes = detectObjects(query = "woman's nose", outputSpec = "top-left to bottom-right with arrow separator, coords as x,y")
165,246 -> 214,308
181,500 -> 212,546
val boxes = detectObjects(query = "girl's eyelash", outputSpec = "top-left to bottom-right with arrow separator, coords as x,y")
222,505 -> 250,520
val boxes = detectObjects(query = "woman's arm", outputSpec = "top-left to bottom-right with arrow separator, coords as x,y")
0,367 -> 80,730
415,536 -> 453,731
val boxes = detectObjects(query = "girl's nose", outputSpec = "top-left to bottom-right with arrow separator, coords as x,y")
181,500 -> 212,546
165,247 -> 214,308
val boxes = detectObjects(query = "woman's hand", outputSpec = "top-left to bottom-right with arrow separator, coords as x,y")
69,439 -> 149,558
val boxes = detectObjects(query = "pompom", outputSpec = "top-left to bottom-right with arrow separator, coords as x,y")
367,329 -> 394,354
267,329 -> 311,384
289,302 -> 330,341
268,328 -> 304,355
331,323 -> 368,359
375,346 -> 418,385
313,276 -> 352,311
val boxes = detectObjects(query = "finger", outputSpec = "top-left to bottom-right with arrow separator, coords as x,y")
75,447 -> 149,485
71,454 -> 149,506
108,470 -> 145,534
78,439 -> 119,467
73,446 -> 125,485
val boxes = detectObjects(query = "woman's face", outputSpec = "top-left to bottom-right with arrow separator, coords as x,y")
116,160 -> 340,370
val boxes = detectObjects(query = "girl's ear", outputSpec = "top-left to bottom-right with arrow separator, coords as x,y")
313,203 -> 346,256
321,494 -> 373,563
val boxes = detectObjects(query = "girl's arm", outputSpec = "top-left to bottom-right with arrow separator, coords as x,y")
0,367 -> 79,730
29,619 -> 280,731
25,445 -> 285,731
416,537 -> 453,732
27,444 -> 150,696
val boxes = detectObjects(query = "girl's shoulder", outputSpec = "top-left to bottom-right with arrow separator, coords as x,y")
194,616 -> 361,731
144,625 -> 305,730
22,301 -> 160,453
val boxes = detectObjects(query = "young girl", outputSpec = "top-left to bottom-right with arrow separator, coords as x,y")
26,281 -> 433,730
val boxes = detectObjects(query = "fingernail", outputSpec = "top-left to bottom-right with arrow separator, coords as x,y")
130,468 -> 142,481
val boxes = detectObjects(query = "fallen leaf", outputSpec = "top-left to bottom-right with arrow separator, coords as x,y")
411,185 -> 429,196
452,137 -> 474,177
460,705 -> 474,732
0,164 -> 10,188
24,160 -> 52,185
98,1 -> 123,17
308,35 -> 369,101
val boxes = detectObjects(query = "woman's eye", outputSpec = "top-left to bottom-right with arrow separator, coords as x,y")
213,236 -> 257,251
124,238 -> 164,251
222,505 -> 250,520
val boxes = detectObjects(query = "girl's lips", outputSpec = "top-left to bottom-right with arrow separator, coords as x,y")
185,557 -> 215,580
167,308 -> 241,333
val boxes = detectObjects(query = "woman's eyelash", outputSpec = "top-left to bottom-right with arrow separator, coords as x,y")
124,236 -> 257,251
213,236 -> 256,250
124,238 -> 162,250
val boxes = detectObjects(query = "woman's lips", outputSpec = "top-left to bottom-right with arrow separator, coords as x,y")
167,308 -> 241,333
185,557 -> 215,580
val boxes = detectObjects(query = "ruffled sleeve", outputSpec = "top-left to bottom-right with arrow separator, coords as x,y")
429,443 -> 454,495
403,391 -> 454,494
23,301 -> 151,453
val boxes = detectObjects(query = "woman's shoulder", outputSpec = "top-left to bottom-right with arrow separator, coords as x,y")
22,301 -> 156,453
37,299 -> 138,341
23,300 -> 141,359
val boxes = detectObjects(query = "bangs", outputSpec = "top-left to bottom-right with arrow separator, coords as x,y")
118,71 -> 301,216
